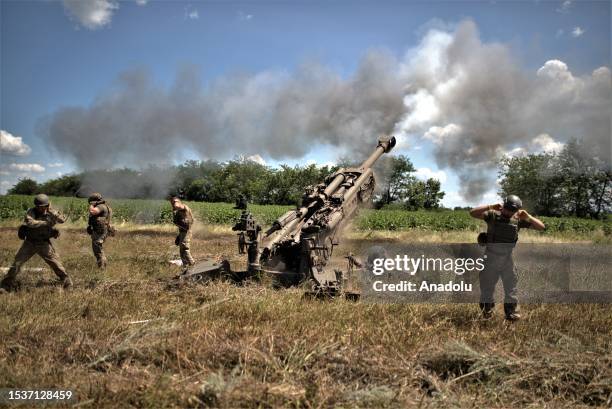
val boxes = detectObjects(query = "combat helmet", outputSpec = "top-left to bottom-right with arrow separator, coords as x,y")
503,195 -> 523,212
33,193 -> 49,207
88,192 -> 103,203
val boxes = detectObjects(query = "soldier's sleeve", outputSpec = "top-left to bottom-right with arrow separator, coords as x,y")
24,209 -> 48,227
46,207 -> 66,224
483,210 -> 493,223
186,206 -> 194,226
518,220 -> 532,229
94,204 -> 106,217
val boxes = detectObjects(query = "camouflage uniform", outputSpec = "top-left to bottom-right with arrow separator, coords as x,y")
1,207 -> 70,288
88,201 -> 112,268
173,205 -> 195,266
480,210 -> 532,317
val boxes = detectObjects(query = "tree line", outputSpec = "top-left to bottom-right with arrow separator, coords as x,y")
7,156 -> 447,210
8,139 -> 609,218
8,156 -> 443,209
498,140 -> 611,218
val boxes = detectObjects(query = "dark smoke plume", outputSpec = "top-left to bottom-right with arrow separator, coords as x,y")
41,51 -> 405,169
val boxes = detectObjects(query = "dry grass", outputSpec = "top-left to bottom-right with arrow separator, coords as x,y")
0,226 -> 610,408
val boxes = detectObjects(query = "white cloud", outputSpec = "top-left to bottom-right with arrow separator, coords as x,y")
398,90 -> 440,133
0,130 -> 32,156
246,154 -> 266,165
500,134 -> 565,158
536,59 -> 576,92
530,133 -> 564,153
135,0 -> 148,5
6,163 -> 46,173
63,0 -> 118,30
556,0 -> 572,13
423,124 -> 462,145
414,167 -> 447,183
571,26 -> 585,37
47,162 -> 64,168
536,59 -> 573,81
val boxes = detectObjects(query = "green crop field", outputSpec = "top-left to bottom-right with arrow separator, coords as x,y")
1,195 -> 609,237
0,195 -> 292,226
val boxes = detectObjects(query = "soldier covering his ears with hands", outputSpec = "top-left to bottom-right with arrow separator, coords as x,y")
470,195 -> 545,321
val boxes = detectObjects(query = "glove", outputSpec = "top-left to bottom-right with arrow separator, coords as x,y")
175,235 -> 180,246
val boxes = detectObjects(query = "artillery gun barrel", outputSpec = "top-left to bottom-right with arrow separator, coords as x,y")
323,135 -> 396,196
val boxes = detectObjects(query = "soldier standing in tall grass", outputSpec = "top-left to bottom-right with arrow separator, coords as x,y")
169,196 -> 195,268
0,194 -> 72,291
470,195 -> 545,321
87,193 -> 114,269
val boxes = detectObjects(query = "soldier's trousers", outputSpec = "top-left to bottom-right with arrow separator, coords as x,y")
91,230 -> 107,268
479,251 -> 518,314
4,240 -> 68,280
178,229 -> 195,266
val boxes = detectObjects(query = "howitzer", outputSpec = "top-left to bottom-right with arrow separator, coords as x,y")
180,135 -> 396,295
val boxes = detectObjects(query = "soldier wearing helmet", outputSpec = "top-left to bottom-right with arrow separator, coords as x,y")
470,195 -> 545,321
169,195 -> 195,268
1,194 -> 72,290
87,192 -> 114,269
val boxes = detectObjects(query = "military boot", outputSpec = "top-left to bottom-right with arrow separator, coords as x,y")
504,303 -> 520,321
0,275 -> 17,292
479,302 -> 495,319
59,276 -> 73,289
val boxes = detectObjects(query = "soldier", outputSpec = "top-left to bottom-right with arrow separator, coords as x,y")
470,195 -> 545,321
169,196 -> 195,267
234,194 -> 247,210
87,192 -> 114,269
0,194 -> 72,290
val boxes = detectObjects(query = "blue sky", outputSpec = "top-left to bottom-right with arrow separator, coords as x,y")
1,0 -> 610,206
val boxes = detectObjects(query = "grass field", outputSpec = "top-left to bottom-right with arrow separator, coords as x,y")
0,223 -> 610,408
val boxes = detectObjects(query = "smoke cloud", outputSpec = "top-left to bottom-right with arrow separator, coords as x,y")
41,51 -> 405,171
41,20 -> 611,201
395,20 -> 611,198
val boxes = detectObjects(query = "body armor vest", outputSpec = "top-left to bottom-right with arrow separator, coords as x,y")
173,207 -> 193,231
24,208 -> 55,242
89,203 -> 111,233
487,213 -> 519,244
